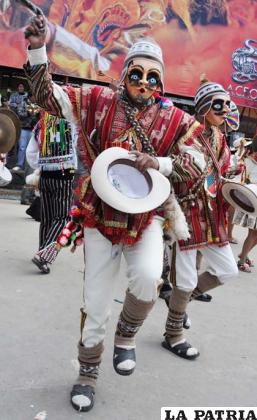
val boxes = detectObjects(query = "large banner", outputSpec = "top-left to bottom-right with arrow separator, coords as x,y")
1,0 -> 257,108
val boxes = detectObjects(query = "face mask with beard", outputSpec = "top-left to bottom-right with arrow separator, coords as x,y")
124,57 -> 162,107
205,94 -> 232,127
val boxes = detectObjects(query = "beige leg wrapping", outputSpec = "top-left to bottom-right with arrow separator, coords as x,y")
115,291 -> 155,347
190,271 -> 222,300
77,341 -> 104,388
165,287 -> 191,345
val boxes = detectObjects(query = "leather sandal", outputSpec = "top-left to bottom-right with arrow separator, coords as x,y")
245,258 -> 254,267
237,261 -> 251,273
70,384 -> 95,412
162,337 -> 199,360
194,293 -> 212,302
113,346 -> 136,376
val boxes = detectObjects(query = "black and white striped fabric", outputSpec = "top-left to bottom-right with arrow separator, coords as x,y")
39,172 -> 73,250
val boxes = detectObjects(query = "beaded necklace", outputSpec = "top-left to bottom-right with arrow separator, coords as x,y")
119,90 -> 157,156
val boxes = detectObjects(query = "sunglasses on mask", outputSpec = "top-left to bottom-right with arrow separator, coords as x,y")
128,68 -> 160,88
211,98 -> 231,112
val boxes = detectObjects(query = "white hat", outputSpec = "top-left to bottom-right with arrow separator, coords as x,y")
0,162 -> 12,187
222,181 -> 257,217
232,137 -> 252,149
91,147 -> 170,214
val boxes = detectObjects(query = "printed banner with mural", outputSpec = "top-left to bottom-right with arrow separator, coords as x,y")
0,0 -> 257,108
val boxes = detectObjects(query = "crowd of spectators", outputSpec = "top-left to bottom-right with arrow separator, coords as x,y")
1,82 -> 40,172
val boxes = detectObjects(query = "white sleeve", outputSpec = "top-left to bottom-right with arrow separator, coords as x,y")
27,46 -> 76,123
156,157 -> 173,176
26,133 -> 39,169
27,45 -> 48,65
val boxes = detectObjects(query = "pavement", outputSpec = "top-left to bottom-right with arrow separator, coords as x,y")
1,199 -> 257,420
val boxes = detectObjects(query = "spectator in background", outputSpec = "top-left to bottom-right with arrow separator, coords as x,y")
1,96 -> 9,109
9,84 -> 39,171
233,136 -> 257,272
225,137 -> 252,244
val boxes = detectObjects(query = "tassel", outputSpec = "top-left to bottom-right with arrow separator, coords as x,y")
41,112 -> 47,156
200,73 -> 209,85
37,242 -> 59,264
59,119 -> 66,152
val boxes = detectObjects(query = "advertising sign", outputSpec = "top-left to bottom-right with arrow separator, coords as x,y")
0,0 -> 257,107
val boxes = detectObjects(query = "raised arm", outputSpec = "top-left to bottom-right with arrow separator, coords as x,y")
23,14 -> 78,123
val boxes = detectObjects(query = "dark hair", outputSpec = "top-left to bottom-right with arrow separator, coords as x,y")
1,96 -> 8,104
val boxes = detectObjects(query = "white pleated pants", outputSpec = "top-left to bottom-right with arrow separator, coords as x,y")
174,243 -> 239,292
82,217 -> 164,347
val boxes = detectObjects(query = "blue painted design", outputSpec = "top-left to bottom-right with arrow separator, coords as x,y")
92,25 -> 104,49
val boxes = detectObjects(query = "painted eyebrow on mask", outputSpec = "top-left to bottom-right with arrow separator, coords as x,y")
128,64 -> 161,74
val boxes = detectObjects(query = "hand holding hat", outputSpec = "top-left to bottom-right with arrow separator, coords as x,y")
91,147 -> 170,214
129,151 -> 159,172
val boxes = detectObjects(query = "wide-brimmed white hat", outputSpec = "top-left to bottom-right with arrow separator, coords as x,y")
222,181 -> 257,216
231,137 -> 252,151
0,162 -> 12,187
91,147 -> 170,214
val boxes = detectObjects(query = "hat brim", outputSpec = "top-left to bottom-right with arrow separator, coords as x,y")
222,181 -> 257,217
233,137 -> 252,148
244,140 -> 253,147
91,147 -> 170,214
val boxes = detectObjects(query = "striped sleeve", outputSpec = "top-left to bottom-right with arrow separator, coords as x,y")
24,48 -> 78,123
171,152 -> 204,182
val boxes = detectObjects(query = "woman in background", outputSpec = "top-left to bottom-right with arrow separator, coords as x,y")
233,136 -> 257,273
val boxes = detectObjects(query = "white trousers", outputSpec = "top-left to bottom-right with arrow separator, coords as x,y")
174,244 -> 239,291
82,217 -> 164,347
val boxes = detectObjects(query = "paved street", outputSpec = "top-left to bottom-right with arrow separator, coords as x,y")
1,199 -> 257,420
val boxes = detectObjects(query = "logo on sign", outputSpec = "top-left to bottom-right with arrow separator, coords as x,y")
232,39 -> 257,83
